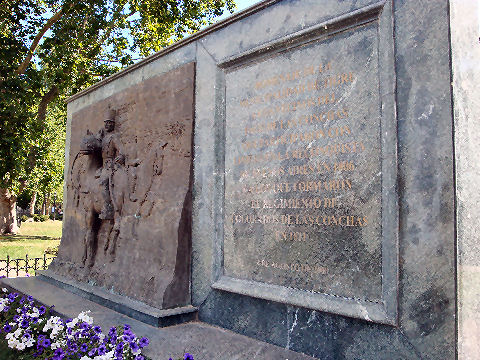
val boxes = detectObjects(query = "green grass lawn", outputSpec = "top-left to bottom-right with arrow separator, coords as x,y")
0,220 -> 62,259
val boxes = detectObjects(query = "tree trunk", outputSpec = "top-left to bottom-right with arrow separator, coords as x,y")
41,193 -> 46,215
27,191 -> 36,216
0,188 -> 18,234
46,191 -> 51,215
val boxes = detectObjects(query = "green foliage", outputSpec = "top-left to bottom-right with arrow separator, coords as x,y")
0,0 -> 236,208
48,213 -> 62,220
20,215 -> 28,222
33,214 -> 49,222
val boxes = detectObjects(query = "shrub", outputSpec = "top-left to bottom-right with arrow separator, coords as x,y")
48,213 -> 63,221
44,245 -> 59,256
20,215 -> 28,223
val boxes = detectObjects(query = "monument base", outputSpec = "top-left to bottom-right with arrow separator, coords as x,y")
33,270 -> 197,327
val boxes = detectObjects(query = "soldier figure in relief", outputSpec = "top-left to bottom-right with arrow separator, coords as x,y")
75,108 -> 123,267
97,109 -> 121,220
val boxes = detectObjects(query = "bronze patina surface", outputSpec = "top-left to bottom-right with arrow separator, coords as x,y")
50,62 -> 195,309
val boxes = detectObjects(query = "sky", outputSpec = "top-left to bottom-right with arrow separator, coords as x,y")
219,0 -> 262,21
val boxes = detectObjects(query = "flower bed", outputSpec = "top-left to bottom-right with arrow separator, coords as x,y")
0,287 -> 194,360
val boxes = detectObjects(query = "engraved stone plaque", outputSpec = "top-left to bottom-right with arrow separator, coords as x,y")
215,5 -> 398,324
225,23 -> 381,301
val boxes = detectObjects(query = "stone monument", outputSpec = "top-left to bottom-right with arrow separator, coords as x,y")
44,62 -> 197,323
3,0 -> 478,358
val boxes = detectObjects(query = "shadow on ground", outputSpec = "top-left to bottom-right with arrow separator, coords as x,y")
0,235 -> 60,242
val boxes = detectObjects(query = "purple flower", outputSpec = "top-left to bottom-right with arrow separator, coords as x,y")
67,340 -> 78,352
98,344 -> 107,355
3,324 -> 12,333
94,325 -> 102,334
42,338 -> 51,348
123,324 -> 131,331
3,306 -> 9,312
80,343 -> 88,352
38,306 -> 46,315
123,333 -> 135,342
88,347 -> 97,357
21,318 -> 29,328
138,337 -> 149,348
135,356 -> 145,360
184,353 -> 194,360
80,322 -> 90,330
130,342 -> 139,352
8,292 -> 18,302
53,348 -> 65,359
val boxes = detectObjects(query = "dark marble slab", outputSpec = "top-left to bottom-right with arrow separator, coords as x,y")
192,0 -> 455,358
214,0 -> 398,326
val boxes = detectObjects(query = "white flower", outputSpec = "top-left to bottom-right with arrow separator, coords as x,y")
2,288 -> 7,292
7,338 -> 18,348
16,342 -> 26,350
25,338 -> 35,347
67,318 -> 78,328
30,308 -> 40,317
77,311 -> 94,325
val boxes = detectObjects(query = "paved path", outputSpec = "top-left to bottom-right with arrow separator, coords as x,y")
0,270 -> 30,278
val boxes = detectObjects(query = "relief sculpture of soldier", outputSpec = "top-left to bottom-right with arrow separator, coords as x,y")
71,108 -> 169,267
98,109 -> 121,221
74,109 -> 123,267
